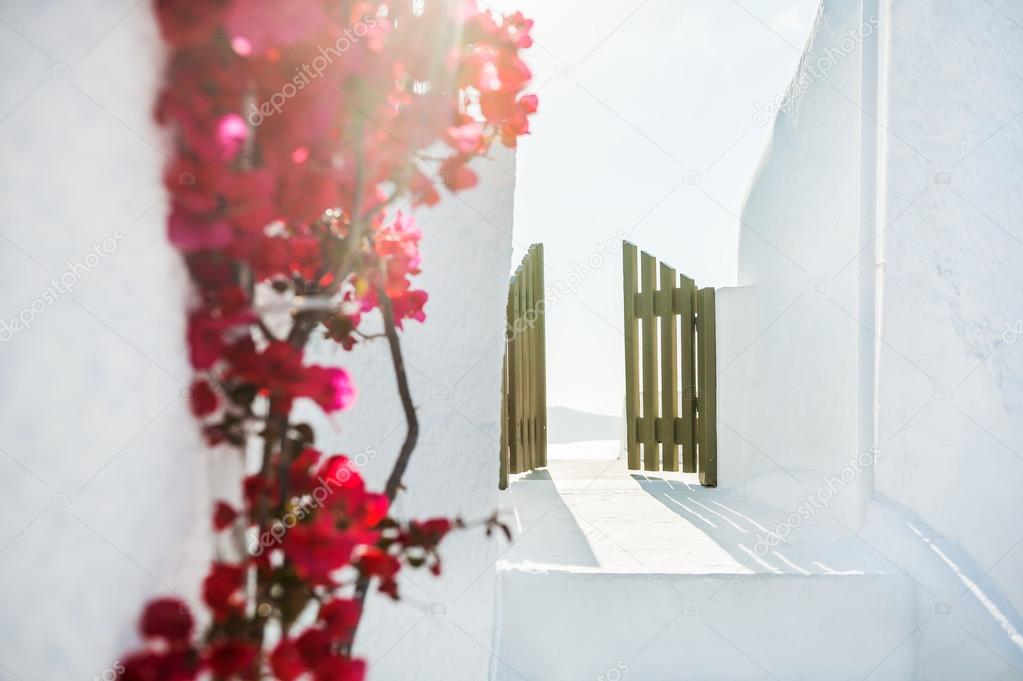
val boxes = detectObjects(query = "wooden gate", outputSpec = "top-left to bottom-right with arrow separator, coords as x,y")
499,244 -> 547,489
622,241 -> 717,486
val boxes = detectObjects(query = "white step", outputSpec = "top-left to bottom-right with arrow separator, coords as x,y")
494,458 -> 924,680
496,566 -> 918,681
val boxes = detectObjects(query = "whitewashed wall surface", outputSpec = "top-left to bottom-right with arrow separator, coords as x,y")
719,0 -> 1023,677
0,3 -> 515,681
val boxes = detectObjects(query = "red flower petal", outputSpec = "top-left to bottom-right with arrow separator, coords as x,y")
318,598 -> 362,641
202,563 -> 246,618
139,598 -> 194,644
212,501 -> 238,531
206,640 -> 258,678
189,380 -> 218,417
271,638 -> 307,681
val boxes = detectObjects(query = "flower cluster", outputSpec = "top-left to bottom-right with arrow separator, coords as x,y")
118,1 -> 535,679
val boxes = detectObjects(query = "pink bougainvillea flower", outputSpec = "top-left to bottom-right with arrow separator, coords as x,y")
374,212 -> 423,291
318,598 -> 362,642
188,379 -> 218,417
212,501 -> 238,531
120,649 -> 199,681
214,113 -> 248,160
242,233 -> 324,283
296,627 -> 333,666
186,309 -> 254,371
154,0 -> 229,47
300,366 -> 356,413
271,637 -> 307,681
283,514 -> 374,585
168,203 -> 233,252
225,0 -> 328,53
314,656 -> 367,681
445,121 -> 486,154
289,447 -> 324,496
139,598 -> 194,645
355,546 -> 402,599
405,518 -> 455,548
438,154 -> 478,192
390,289 -> 428,327
499,94 -> 538,147
202,563 -> 246,619
316,455 -> 362,493
272,630 -> 367,681
410,168 -> 441,206
228,341 -> 355,415
502,11 -> 535,48
315,456 -> 389,527
125,2 -> 540,677
206,640 -> 259,678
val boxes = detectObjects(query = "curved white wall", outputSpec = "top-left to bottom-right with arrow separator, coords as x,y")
721,0 -> 1023,673
717,0 -> 869,519
0,4 -> 515,681
873,0 -> 1023,633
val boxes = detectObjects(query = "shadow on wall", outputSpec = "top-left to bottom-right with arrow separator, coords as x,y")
547,406 -> 622,444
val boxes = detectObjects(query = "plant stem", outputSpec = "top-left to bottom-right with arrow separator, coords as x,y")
379,290 -> 420,502
345,282 -> 420,655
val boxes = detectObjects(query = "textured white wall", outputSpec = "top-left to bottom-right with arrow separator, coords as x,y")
0,4 -> 227,681
723,0 -> 1023,674
0,3 -> 515,681
717,0 -> 868,520
872,0 -> 1023,649
309,147 -> 515,680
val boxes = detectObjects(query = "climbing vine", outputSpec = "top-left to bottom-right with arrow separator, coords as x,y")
118,1 -> 535,678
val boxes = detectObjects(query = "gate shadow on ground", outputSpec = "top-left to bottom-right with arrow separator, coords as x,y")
631,474 -> 888,576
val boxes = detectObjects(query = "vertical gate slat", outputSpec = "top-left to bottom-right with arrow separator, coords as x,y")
514,268 -> 526,474
524,247 -> 533,473
507,274 -> 520,474
520,261 -> 533,472
679,275 -> 697,473
659,262 -> 679,471
696,287 -> 718,487
640,251 -> 660,471
534,244 -> 548,467
622,242 -> 641,470
527,247 -> 538,471
510,270 -> 518,474
520,257 -> 530,473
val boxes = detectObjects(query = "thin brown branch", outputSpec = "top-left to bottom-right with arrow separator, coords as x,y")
378,286 -> 420,502
345,281 -> 421,655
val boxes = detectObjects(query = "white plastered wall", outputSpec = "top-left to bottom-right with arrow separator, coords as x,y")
719,0 -> 1023,673
0,4 -> 516,681
716,0 -> 869,524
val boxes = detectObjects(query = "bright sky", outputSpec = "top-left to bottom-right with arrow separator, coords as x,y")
487,0 -> 821,416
